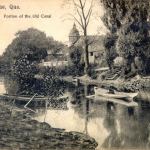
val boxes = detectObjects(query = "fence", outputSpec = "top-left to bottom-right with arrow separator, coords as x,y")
39,61 -> 69,67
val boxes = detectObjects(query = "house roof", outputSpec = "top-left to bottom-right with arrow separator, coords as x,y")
47,45 -> 69,55
70,35 -> 105,52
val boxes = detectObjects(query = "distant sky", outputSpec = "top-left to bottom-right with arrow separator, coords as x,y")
0,0 -> 108,55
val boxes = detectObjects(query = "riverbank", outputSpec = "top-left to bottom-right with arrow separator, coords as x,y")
0,98 -> 98,149
60,74 -> 150,92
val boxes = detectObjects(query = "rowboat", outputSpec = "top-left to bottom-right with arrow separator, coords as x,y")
86,95 -> 138,107
1,94 -> 69,101
94,87 -> 138,102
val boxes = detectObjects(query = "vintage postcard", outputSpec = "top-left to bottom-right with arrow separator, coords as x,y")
0,0 -> 150,149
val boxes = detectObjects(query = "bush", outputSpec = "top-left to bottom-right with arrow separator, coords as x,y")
87,64 -> 98,79
53,63 -> 84,77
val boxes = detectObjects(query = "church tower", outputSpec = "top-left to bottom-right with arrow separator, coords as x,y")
69,23 -> 80,45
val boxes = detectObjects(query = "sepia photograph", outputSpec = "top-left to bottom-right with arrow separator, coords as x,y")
0,0 -> 150,149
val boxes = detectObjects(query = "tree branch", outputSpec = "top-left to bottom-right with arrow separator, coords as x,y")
79,0 -> 86,20
87,36 -> 96,46
75,3 -> 82,8
83,0 -> 86,8
85,0 -> 93,20
86,9 -> 92,26
72,0 -> 82,9
62,18 -> 76,22
73,0 -> 84,28
61,13 -> 83,28
89,16 -> 99,22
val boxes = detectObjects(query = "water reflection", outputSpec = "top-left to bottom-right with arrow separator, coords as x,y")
83,99 -> 89,135
103,102 -> 124,148
15,83 -> 150,149
147,123 -> 150,149
2,77 -> 150,149
128,107 -> 134,118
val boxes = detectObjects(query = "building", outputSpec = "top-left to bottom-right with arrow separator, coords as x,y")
39,23 -> 106,68
69,23 -> 80,45
68,23 -> 106,64
39,44 -> 70,68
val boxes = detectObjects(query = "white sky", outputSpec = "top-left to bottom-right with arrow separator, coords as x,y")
0,0 -> 107,55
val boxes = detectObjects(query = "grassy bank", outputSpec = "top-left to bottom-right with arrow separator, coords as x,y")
60,74 -> 144,93
0,98 -> 98,150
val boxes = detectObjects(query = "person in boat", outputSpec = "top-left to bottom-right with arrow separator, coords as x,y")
108,83 -> 115,94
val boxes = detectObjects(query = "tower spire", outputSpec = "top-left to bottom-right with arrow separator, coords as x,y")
73,22 -> 76,28
69,23 -> 80,44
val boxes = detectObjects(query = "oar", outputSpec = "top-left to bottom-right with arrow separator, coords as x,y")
24,93 -> 37,113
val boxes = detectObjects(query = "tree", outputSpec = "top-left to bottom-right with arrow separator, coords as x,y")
8,28 -> 49,61
1,28 -> 67,94
1,28 -> 48,73
2,28 -> 65,74
11,53 -> 38,94
100,0 -> 149,33
47,36 -> 66,55
104,33 -> 118,71
100,0 -> 125,33
101,0 -> 150,76
100,0 -> 128,72
69,45 -> 83,75
117,21 -> 150,75
62,0 -> 99,74
70,45 -> 83,66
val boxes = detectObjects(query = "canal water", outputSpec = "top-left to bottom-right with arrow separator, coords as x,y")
1,77 -> 150,149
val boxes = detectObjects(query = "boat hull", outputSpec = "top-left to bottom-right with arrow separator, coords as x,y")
86,95 -> 138,107
94,87 -> 138,102
1,94 -> 69,101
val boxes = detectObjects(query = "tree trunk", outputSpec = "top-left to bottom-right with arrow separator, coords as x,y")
84,29 -> 89,74
107,59 -> 111,70
141,59 -> 147,76
121,58 -> 127,76
131,59 -> 136,72
107,58 -> 114,72
110,61 -> 114,73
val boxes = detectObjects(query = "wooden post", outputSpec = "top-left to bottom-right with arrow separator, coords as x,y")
56,62 -> 58,67
44,101 -> 47,122
10,98 -> 16,117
